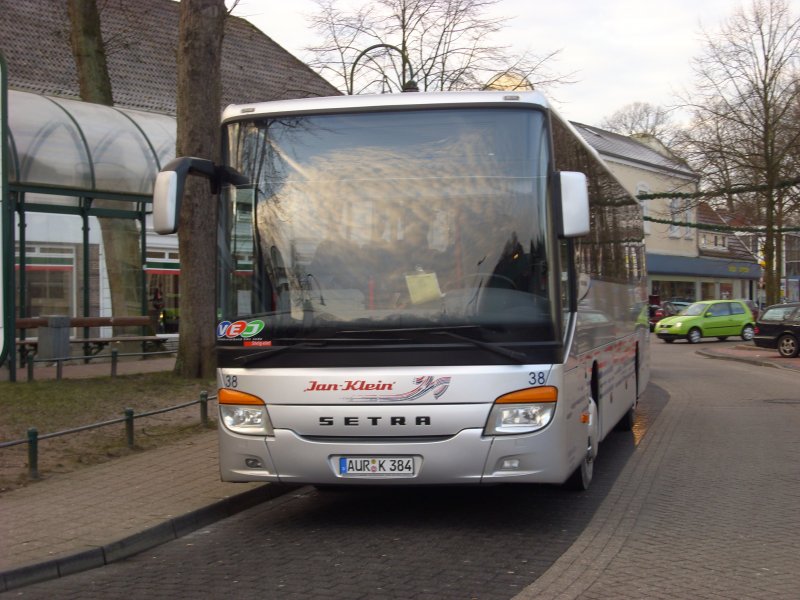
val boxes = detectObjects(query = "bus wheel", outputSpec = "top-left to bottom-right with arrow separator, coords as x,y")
565,396 -> 598,491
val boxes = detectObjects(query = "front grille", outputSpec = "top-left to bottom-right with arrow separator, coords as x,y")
300,435 -> 454,444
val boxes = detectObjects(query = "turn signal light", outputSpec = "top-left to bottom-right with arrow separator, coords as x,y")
495,386 -> 558,404
218,388 -> 265,405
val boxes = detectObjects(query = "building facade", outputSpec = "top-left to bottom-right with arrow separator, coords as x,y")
574,124 -> 760,304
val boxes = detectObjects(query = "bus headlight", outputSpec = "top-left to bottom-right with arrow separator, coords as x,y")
218,388 -> 274,436
484,386 -> 557,435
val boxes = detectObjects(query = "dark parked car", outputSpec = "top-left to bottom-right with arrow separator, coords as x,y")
753,302 -> 800,358
662,300 -> 691,316
738,299 -> 761,321
648,304 -> 665,331
648,300 -> 691,331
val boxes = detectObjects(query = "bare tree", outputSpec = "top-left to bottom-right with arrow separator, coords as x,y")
678,0 -> 800,305
67,0 -> 142,321
174,0 -> 227,378
601,102 -> 676,142
306,0 -> 570,94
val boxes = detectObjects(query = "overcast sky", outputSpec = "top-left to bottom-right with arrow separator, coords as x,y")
230,0 -> 800,126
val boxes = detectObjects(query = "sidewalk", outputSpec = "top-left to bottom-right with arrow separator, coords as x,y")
0,428 -> 296,592
0,356 -> 298,592
1,342 -> 796,593
694,341 -> 800,372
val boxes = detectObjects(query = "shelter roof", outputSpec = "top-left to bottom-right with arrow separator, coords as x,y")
6,89 -> 174,197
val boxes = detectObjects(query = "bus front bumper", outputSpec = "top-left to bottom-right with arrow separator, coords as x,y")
219,427 -> 575,486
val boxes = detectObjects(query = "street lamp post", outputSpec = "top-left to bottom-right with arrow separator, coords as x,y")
348,43 -> 418,94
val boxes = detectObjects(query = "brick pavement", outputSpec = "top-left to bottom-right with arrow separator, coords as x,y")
0,428 -> 290,591
513,343 -> 800,599
1,342 -> 797,594
0,356 -> 294,592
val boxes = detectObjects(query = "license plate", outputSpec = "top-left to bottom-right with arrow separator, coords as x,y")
338,456 -> 416,476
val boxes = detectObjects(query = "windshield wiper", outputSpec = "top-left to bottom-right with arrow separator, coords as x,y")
430,330 -> 529,364
231,335 -> 409,366
340,325 -> 529,363
233,341 -> 320,366
231,326 -> 530,365
340,324 -> 486,335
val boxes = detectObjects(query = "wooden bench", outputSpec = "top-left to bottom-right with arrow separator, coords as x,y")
15,315 -> 168,362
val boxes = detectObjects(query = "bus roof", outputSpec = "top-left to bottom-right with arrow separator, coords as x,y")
221,90 -> 552,123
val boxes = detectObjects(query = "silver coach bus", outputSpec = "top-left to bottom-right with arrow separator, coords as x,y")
154,91 -> 650,490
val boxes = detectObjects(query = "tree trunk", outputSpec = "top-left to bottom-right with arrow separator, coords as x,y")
67,0 -> 142,321
175,0 -> 226,378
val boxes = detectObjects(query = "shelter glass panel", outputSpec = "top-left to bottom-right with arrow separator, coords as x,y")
118,108 -> 176,169
97,216 -> 145,317
14,215 -> 88,319
50,96 -> 158,196
7,92 -> 92,188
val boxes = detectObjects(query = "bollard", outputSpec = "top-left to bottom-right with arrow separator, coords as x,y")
27,428 -> 39,480
111,348 -> 119,378
56,359 -> 63,381
200,390 -> 209,426
125,408 -> 135,448
26,351 -> 35,382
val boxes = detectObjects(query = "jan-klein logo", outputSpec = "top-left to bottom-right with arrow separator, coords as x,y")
303,375 -> 452,403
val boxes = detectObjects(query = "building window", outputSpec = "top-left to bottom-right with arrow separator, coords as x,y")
669,198 -> 682,237
683,204 -> 693,239
15,243 -> 77,318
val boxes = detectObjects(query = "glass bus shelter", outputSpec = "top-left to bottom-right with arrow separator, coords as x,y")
1,82 -> 176,376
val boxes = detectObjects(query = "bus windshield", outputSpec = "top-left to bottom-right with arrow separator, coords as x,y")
218,107 -> 558,344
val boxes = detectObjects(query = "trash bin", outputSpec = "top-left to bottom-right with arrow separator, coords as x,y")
38,315 -> 71,360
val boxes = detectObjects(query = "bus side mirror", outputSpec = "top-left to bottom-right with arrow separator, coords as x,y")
558,171 -> 590,238
153,157 -> 217,234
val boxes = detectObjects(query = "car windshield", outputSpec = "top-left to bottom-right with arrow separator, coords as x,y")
683,303 -> 708,316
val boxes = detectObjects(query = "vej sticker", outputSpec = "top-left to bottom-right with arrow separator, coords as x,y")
217,319 -> 265,339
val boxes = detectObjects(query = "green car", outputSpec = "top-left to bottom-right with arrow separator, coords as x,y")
655,299 -> 755,344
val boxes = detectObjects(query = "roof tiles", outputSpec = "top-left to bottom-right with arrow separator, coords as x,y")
0,0 -> 340,115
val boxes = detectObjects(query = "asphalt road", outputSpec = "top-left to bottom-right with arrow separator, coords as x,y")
6,339 -> 798,599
